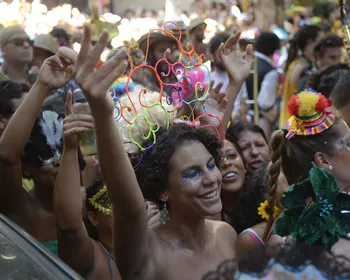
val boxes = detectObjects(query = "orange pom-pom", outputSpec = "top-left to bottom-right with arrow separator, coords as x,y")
315,94 -> 332,112
287,95 -> 300,116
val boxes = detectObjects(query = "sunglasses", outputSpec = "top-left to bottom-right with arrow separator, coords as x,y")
7,38 -> 33,47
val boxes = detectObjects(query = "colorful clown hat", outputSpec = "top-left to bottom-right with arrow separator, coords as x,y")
285,89 -> 335,139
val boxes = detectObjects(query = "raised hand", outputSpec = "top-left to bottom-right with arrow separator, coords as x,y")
63,91 -> 94,150
197,81 -> 228,127
75,25 -> 128,114
218,30 -> 253,83
36,47 -> 76,91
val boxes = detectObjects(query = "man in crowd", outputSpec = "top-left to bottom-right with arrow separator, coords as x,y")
138,32 -> 178,90
0,26 -> 33,84
32,34 -> 58,69
28,34 -> 58,85
246,32 -> 280,138
188,18 -> 208,57
330,71 -> 350,127
298,34 -> 343,91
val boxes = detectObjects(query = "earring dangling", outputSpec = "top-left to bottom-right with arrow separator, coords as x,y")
329,165 -> 333,170
160,203 -> 170,225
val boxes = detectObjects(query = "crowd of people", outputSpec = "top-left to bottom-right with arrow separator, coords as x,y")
2,0 -> 350,279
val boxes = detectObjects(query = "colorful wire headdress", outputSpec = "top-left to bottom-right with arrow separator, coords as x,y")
89,185 -> 112,215
111,21 -> 225,158
285,89 -> 335,140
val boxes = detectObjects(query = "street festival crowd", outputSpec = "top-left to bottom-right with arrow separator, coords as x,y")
3,0 -> 350,279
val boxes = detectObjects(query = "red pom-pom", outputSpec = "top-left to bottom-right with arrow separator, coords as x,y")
287,95 -> 300,116
315,94 -> 332,112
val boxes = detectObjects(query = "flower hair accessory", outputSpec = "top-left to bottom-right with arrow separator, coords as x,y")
258,200 -> 280,220
285,89 -> 335,139
88,185 -> 112,215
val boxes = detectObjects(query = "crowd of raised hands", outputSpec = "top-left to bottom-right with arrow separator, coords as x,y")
3,20 -> 350,280
0,23 -> 256,280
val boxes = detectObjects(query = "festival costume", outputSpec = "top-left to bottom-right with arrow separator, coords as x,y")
111,21 -> 225,157
274,89 -> 350,249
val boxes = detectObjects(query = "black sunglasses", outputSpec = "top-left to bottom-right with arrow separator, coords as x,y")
7,38 -> 33,47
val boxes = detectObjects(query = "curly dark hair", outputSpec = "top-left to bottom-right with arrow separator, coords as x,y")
133,123 -> 222,208
230,166 -> 268,234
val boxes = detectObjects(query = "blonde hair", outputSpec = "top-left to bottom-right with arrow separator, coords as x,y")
115,85 -> 175,154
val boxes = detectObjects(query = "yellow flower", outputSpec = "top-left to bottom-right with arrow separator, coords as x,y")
273,205 -> 281,219
258,200 -> 280,220
258,200 -> 269,220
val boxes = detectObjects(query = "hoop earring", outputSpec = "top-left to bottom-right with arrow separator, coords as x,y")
160,203 -> 170,225
329,165 -> 333,171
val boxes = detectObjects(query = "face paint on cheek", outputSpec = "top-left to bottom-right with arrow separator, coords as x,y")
181,176 -> 199,184
181,177 -> 189,184
336,138 -> 350,152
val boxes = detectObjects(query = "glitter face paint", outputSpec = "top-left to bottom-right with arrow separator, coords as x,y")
336,138 -> 350,152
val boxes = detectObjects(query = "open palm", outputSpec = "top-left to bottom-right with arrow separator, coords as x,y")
75,25 -> 128,114
36,47 -> 75,90
218,30 -> 253,83
197,81 -> 227,130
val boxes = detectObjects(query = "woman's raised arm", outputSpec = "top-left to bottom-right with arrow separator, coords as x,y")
74,25 -> 153,280
54,92 -> 96,277
0,50 -> 75,215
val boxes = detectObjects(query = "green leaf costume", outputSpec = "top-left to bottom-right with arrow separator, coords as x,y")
275,163 -> 350,249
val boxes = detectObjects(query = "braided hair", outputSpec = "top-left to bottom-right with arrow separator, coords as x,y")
263,119 -> 343,242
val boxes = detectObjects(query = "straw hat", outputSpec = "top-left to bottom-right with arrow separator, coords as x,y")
34,34 -> 58,55
138,32 -> 177,55
188,18 -> 207,33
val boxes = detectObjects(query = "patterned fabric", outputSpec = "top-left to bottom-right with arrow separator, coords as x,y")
286,111 -> 335,139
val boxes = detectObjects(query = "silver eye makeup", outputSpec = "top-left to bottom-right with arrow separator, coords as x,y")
336,138 -> 350,152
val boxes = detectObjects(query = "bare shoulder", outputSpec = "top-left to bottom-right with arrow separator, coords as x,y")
236,232 -> 256,253
206,220 -> 237,242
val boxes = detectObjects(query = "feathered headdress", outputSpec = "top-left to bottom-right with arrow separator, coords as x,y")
39,111 -> 63,148
37,110 -> 63,164
285,89 -> 335,139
